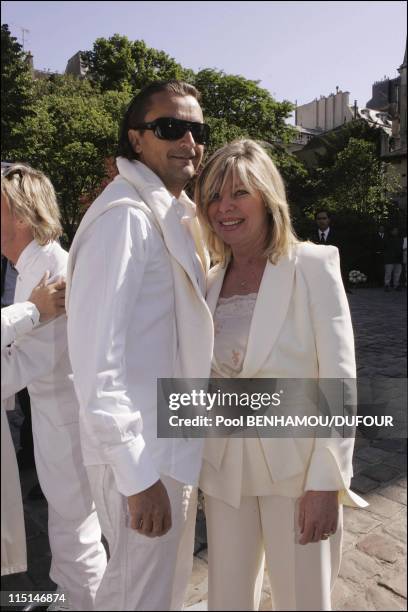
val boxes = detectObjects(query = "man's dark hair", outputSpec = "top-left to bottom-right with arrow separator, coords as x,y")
117,80 -> 202,160
314,209 -> 331,219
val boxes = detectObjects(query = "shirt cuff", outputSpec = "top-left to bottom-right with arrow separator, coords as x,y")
104,434 -> 160,496
12,302 -> 40,335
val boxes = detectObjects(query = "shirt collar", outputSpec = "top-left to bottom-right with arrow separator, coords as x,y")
15,240 -> 43,275
174,192 -> 197,222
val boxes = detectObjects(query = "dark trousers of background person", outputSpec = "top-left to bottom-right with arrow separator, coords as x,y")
374,254 -> 385,287
16,388 -> 35,469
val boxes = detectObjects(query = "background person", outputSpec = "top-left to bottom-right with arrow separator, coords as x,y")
383,226 -> 404,291
372,224 -> 386,287
1,164 -> 106,610
195,139 -> 366,612
1,275 -> 65,577
310,209 -> 352,293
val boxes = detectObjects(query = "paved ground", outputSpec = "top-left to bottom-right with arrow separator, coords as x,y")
2,287 -> 407,611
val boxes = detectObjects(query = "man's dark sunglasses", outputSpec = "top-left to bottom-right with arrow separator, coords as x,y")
133,117 -> 210,145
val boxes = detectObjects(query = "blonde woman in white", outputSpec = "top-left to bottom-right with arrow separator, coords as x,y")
195,140 -> 366,611
1,165 -> 106,609
1,275 -> 65,576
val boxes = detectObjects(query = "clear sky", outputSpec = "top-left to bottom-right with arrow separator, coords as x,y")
3,0 -> 407,121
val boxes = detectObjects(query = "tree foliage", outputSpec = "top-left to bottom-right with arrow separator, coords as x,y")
193,68 -> 294,143
294,134 -> 402,277
81,34 -> 135,92
309,137 -> 399,219
1,24 -> 35,157
82,36 -> 295,143
81,35 -> 186,92
310,120 -> 383,168
7,75 -> 130,244
2,28 -> 401,256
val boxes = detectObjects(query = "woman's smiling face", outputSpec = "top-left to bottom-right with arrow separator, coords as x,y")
207,174 -> 269,252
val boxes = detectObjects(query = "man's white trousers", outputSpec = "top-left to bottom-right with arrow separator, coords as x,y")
87,466 -> 197,611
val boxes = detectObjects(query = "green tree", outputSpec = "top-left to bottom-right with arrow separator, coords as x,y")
292,120 -> 401,234
311,120 -> 383,169
204,117 -> 249,158
193,68 -> 294,143
312,138 -> 399,218
2,32 -> 304,246
298,137 -> 401,276
82,35 -> 187,92
81,34 -> 136,92
267,145 -> 311,232
131,40 -> 186,89
9,76 -> 130,244
1,24 -> 35,158
81,37 -> 295,146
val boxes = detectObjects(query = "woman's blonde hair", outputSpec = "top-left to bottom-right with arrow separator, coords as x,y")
1,163 -> 62,245
195,139 -> 299,265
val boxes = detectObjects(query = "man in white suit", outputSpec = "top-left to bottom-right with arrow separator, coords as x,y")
1,165 -> 107,609
66,81 -> 214,610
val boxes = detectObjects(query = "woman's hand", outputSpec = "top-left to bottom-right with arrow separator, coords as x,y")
298,490 -> 339,545
29,271 -> 66,322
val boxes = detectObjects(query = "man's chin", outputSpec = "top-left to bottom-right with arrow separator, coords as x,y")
177,167 -> 196,182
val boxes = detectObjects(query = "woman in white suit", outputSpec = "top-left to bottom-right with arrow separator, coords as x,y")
194,140 -> 366,611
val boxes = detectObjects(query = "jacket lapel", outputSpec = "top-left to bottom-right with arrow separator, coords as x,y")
240,254 -> 296,378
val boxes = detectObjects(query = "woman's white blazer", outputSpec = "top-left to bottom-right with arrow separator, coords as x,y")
203,242 -> 366,507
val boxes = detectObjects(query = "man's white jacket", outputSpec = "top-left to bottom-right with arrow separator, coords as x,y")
66,158 -> 214,497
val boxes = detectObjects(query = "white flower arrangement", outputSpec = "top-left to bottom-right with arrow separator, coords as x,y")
348,270 -> 367,284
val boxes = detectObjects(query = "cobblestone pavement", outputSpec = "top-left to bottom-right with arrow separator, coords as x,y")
2,288 -> 407,611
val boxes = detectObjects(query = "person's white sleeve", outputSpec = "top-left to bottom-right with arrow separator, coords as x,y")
1,314 -> 68,401
300,246 -> 357,495
67,207 -> 160,497
1,302 -> 40,349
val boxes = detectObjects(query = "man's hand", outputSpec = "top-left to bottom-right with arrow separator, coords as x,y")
298,490 -> 339,545
29,271 -> 66,321
127,479 -> 172,538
